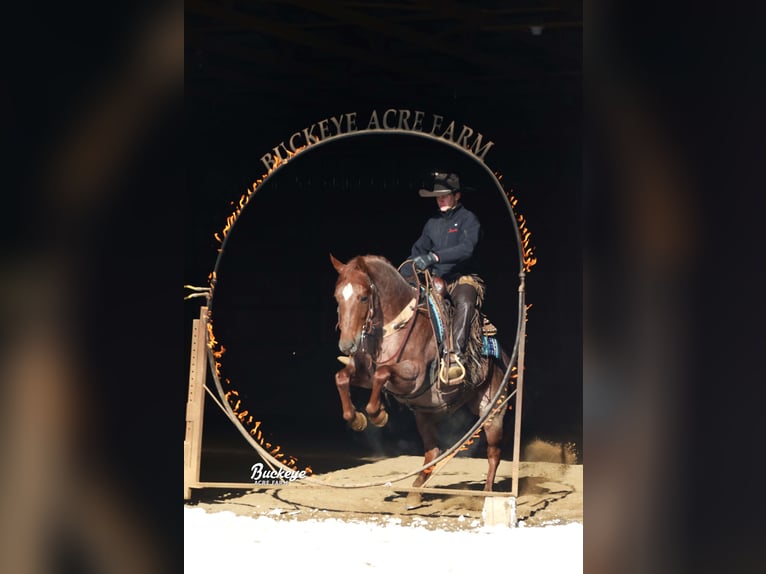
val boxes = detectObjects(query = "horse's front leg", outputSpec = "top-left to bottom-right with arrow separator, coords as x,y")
365,360 -> 419,428
334,354 -> 374,432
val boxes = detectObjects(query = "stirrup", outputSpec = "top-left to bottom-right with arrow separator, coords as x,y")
439,353 -> 466,386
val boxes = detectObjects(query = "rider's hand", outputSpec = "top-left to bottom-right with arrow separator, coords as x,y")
413,252 -> 438,271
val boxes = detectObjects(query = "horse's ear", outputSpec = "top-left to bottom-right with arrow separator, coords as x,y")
329,253 -> 345,274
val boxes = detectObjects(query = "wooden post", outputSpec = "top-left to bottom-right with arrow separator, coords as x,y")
511,276 -> 527,498
482,496 -> 517,527
184,306 -> 208,499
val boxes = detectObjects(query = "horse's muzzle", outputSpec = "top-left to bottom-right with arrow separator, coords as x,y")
338,339 -> 358,354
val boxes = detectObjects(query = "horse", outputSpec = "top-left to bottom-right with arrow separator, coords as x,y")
330,253 -> 511,508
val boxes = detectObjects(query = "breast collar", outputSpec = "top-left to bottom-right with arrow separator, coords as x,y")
381,297 -> 418,337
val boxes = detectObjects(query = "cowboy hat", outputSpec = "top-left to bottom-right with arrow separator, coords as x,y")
418,172 -> 462,197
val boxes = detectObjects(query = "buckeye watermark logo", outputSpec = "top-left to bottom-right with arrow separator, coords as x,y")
250,463 -> 307,485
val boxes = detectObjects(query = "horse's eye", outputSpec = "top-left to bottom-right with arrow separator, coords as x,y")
360,296 -> 368,303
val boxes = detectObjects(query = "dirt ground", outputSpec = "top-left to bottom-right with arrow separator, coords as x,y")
189,439 -> 582,530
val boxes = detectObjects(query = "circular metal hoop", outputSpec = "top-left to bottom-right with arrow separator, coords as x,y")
201,126 -> 533,488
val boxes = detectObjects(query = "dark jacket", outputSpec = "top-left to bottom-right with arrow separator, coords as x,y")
406,203 -> 481,283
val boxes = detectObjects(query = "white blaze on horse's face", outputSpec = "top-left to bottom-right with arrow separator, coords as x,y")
334,276 -> 371,355
341,282 -> 354,301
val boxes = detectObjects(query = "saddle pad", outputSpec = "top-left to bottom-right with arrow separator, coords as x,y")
429,292 -> 499,359
482,336 -> 501,358
426,292 -> 445,344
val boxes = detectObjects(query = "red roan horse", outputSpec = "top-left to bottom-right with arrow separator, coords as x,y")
331,254 -> 510,508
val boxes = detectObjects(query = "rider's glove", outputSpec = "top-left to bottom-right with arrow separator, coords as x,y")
413,252 -> 438,271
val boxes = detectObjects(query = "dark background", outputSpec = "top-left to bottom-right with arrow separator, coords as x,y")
4,0 -> 766,572
184,1 -> 583,475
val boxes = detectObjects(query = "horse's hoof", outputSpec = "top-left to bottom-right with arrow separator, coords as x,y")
405,491 -> 422,509
369,408 -> 389,428
349,411 -> 367,431
337,355 -> 350,365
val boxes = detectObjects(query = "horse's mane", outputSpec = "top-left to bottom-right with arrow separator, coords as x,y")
346,254 -> 413,297
346,254 -> 393,272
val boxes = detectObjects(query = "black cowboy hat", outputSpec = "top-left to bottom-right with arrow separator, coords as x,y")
418,172 -> 474,197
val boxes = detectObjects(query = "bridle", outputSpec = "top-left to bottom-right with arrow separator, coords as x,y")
358,282 -> 381,354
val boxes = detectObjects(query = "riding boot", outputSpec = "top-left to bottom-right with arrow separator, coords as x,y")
445,285 -> 477,384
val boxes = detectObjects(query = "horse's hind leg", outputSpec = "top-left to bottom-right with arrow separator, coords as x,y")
406,411 -> 441,509
483,364 -> 507,491
483,408 -> 503,491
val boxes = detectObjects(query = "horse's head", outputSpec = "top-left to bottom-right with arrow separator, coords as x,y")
331,254 -> 376,355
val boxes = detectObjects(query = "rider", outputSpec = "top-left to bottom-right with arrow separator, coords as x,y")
400,172 -> 484,385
